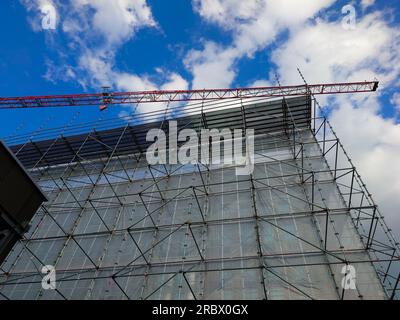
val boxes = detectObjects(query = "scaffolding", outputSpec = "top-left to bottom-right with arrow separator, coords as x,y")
0,94 -> 399,300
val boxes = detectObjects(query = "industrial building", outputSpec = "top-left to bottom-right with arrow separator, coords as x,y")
0,82 -> 399,299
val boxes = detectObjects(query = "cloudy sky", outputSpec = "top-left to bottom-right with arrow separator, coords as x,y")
0,0 -> 399,234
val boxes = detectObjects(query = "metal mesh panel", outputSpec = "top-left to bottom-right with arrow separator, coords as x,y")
0,97 -> 398,300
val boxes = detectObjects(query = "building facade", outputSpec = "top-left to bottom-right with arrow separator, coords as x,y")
0,96 -> 398,299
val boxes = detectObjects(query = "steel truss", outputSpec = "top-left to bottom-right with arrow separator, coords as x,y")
0,94 -> 398,300
0,81 -> 378,110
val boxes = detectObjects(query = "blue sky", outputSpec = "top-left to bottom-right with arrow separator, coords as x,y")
0,0 -> 400,230
0,0 -> 398,137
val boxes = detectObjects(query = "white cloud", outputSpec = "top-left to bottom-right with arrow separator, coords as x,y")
77,51 -> 114,88
117,71 -> 189,117
191,0 -> 400,236
273,12 -> 400,86
193,0 -> 335,33
184,42 -> 237,88
76,51 -> 189,116
67,0 -> 156,47
115,72 -> 156,92
269,11 -> 400,232
361,0 -> 375,10
160,73 -> 189,91
21,0 -> 58,32
186,0 -> 336,88
329,102 -> 400,227
62,0 -> 158,90
192,0 -> 263,30
43,59 -> 76,84
22,0 -> 188,111
391,92 -> 400,113
115,70 -> 188,93
250,79 -> 273,87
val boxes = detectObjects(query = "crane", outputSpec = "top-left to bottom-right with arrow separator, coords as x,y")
0,81 -> 378,110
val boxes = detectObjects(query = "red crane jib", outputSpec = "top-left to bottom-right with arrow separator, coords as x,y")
0,81 -> 378,109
